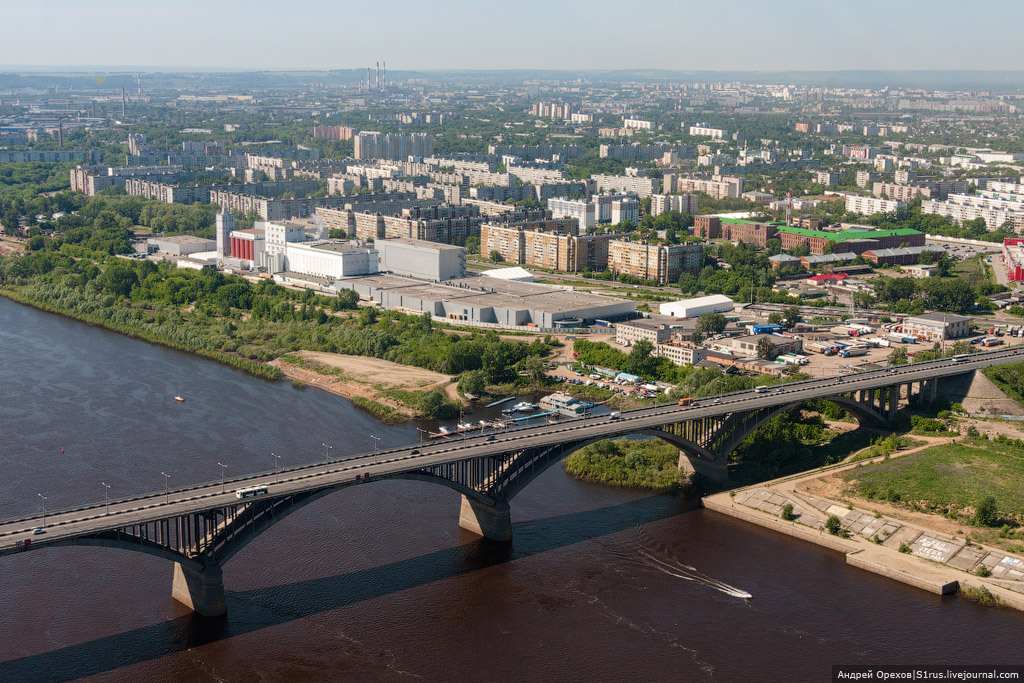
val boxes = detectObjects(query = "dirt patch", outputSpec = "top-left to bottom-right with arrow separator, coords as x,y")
0,238 -> 25,256
270,351 -> 454,417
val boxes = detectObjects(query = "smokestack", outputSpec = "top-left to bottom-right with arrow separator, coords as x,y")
367,66 -> 372,92
382,61 -> 386,88
136,73 -> 142,98
58,120 -> 63,149
375,62 -> 380,89
121,87 -> 126,119
786,191 -> 792,227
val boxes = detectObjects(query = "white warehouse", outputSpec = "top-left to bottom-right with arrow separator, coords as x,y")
659,295 -> 735,319
283,241 -> 379,279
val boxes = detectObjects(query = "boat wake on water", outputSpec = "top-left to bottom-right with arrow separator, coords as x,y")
599,529 -> 753,600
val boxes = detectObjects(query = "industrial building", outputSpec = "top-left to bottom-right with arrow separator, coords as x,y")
146,235 -> 216,256
615,316 -> 677,346
658,295 -> 735,319
336,274 -> 634,329
901,313 -> 971,341
693,217 -> 778,247
1004,238 -> 1024,282
376,238 -> 466,281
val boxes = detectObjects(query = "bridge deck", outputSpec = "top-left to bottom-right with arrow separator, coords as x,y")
1,349 -> 1019,553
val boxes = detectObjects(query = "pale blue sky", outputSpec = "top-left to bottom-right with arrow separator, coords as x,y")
2,0 -> 1021,71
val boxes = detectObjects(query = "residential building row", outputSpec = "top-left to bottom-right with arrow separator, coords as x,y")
663,173 -> 744,199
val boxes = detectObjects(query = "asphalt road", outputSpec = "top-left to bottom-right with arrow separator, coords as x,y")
2,348 -> 1021,553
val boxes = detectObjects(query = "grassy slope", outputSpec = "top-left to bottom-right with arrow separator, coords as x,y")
844,439 -> 1024,518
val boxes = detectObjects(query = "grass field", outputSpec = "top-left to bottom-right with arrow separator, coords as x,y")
844,438 -> 1024,521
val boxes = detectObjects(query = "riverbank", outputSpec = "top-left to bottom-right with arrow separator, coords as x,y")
271,351 -> 456,420
703,448 -> 1024,611
0,287 -> 282,380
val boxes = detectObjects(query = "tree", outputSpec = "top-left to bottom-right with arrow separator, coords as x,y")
756,336 -> 777,360
100,261 -> 139,297
465,236 -> 480,254
783,306 -> 802,330
490,250 -> 504,262
888,346 -> 908,366
825,515 -> 842,535
459,369 -> 487,396
948,341 -> 972,357
359,306 -> 379,326
974,495 -> 998,527
696,312 -> 727,336
524,355 -> 546,382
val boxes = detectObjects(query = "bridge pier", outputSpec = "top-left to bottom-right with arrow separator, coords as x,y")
678,451 -> 728,484
459,496 -> 512,542
172,559 -> 227,617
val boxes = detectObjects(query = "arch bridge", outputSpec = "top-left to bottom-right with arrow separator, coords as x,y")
0,351 -> 1015,617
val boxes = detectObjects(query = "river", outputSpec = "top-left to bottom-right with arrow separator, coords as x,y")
0,296 -> 1021,682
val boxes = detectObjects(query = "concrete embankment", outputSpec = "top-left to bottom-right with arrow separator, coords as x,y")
702,484 -> 1024,610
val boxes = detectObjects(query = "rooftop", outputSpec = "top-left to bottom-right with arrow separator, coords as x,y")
778,226 -> 922,241
377,238 -> 465,252
147,235 -> 214,245
906,312 -> 971,324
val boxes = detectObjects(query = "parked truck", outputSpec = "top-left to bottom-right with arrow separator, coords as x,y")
840,346 -> 868,358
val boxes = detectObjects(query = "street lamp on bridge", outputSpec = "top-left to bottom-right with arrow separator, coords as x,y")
217,462 -> 228,493
272,452 -> 280,483
322,443 -> 333,463
38,493 -> 47,527
416,428 -> 428,444
370,434 -> 380,453
101,482 -> 110,515
160,472 -> 170,504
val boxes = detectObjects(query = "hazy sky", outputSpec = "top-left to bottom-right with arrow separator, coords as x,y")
3,0 -> 1022,71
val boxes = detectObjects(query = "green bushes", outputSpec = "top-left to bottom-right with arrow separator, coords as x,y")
351,397 -> 406,423
564,438 -> 689,492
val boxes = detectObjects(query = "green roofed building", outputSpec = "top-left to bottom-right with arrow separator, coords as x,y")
777,225 -> 924,255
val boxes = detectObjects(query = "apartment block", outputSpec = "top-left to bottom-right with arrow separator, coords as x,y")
664,173 -> 744,199
607,240 -> 703,284
688,125 -> 726,139
592,174 -> 659,198
845,195 -> 907,216
922,195 -> 1024,231
815,171 -> 839,187
650,194 -> 698,216
354,131 -> 434,160
623,118 -> 654,130
312,126 -> 356,140
480,223 -> 619,272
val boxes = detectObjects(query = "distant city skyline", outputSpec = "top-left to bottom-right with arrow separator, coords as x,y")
3,0 -> 1023,72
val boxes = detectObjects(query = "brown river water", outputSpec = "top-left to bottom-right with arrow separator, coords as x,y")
0,297 -> 1021,682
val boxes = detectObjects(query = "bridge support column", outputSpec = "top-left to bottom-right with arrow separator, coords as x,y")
887,384 -> 899,424
172,559 -> 227,617
678,451 -> 728,484
459,496 -> 512,542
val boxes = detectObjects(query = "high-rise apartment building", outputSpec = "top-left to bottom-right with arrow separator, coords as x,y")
650,194 -> 698,216
354,131 -> 434,160
607,240 -> 703,284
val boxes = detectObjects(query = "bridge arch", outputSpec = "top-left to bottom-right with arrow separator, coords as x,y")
490,427 -> 715,502
38,534 -> 206,571
711,394 -> 888,458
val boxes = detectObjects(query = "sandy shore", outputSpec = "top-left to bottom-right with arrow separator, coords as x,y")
270,350 -> 455,417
